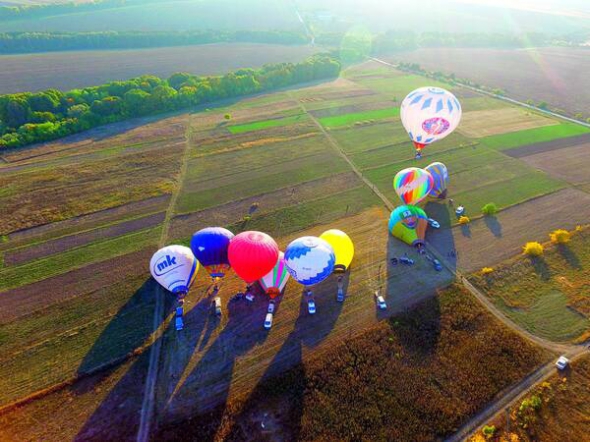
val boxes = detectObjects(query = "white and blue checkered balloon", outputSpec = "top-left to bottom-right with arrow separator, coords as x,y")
400,86 -> 462,152
284,236 -> 335,286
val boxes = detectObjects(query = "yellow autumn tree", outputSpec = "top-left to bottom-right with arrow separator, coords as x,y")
549,229 -> 570,244
523,241 -> 544,256
458,215 -> 470,224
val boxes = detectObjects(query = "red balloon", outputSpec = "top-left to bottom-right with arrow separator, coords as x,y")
228,231 -> 279,283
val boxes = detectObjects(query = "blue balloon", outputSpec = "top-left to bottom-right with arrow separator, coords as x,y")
190,227 -> 234,278
284,236 -> 335,286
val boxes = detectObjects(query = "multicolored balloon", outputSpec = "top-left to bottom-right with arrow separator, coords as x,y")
150,245 -> 199,294
190,227 -> 234,279
259,252 -> 290,298
228,231 -> 279,284
393,167 -> 434,205
284,236 -> 335,286
388,205 -> 429,247
425,162 -> 449,199
400,87 -> 462,155
319,229 -> 354,272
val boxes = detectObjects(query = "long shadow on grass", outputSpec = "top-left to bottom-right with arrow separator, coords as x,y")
484,215 -> 502,238
75,278 -> 161,393
530,256 -> 551,280
557,244 -> 581,269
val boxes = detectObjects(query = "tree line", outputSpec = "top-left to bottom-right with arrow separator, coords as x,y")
0,54 -> 340,150
0,0 -> 154,20
0,30 -> 309,54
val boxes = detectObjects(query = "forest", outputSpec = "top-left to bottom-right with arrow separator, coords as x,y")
0,54 -> 340,149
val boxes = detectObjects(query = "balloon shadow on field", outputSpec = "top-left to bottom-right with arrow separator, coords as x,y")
424,201 -> 458,275
75,278 -> 163,393
484,215 -> 503,238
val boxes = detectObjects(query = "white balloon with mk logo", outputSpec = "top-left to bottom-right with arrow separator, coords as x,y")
150,245 -> 199,294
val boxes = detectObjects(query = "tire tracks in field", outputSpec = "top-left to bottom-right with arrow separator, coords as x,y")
137,116 -> 193,442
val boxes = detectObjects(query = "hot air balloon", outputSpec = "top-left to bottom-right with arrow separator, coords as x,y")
425,162 -> 449,199
190,227 -> 234,281
388,205 -> 429,248
228,231 -> 279,298
319,229 -> 354,272
284,236 -> 335,294
393,167 -> 434,205
400,86 -> 462,158
150,245 -> 199,331
259,252 -> 290,299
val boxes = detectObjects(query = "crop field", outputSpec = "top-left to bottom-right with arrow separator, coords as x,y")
155,284 -> 550,441
1,59 -> 589,440
0,43 -> 320,94
390,47 -> 590,117
469,226 -> 590,342
457,107 -> 557,138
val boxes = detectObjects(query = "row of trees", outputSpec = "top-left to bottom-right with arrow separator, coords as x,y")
0,54 -> 341,149
0,30 -> 308,54
0,0 -> 153,20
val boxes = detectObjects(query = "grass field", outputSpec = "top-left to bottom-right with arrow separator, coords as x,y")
1,58 -> 589,440
470,227 -> 590,342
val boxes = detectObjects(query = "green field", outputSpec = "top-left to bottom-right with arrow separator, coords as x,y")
318,107 -> 400,128
479,122 -> 590,149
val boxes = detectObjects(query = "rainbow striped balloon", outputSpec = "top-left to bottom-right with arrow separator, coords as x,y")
393,167 -> 434,205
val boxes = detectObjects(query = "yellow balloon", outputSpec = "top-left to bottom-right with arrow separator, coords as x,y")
319,229 -> 354,272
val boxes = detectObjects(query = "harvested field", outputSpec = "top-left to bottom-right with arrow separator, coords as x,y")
0,247 -> 156,324
516,141 -> 590,186
391,47 -> 590,116
156,208 -> 454,423
458,108 -> 557,138
0,44 -> 320,94
156,284 -> 550,442
427,188 -> 590,273
308,100 -> 395,118
4,212 -> 165,266
169,172 -> 363,240
319,107 -> 400,129
4,194 -> 169,246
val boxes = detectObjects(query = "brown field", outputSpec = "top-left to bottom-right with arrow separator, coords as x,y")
156,208 -> 454,424
517,141 -> 590,186
484,355 -> 590,442
390,47 -> 590,116
0,44 -> 320,94
427,188 -> 590,273
4,212 -> 165,266
155,284 -> 550,442
504,132 -> 590,158
458,108 -> 557,138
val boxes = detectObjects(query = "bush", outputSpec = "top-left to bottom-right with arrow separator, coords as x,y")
224,113 -> 231,120
549,229 -> 570,244
482,425 -> 496,437
481,267 -> 494,274
523,242 -> 544,256
458,216 -> 470,224
481,202 -> 498,216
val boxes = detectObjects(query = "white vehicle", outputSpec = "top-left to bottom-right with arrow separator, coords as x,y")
264,313 -> 273,330
556,356 -> 569,370
307,299 -> 316,314
427,218 -> 440,229
336,288 -> 344,302
375,291 -> 387,310
213,297 -> 222,317
267,301 -> 275,314
245,292 -> 255,302
455,206 -> 465,216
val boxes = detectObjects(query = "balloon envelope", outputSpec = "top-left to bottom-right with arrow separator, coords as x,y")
393,167 -> 434,205
190,227 -> 234,278
150,245 -> 199,294
284,236 -> 335,286
400,87 -> 462,153
388,205 -> 428,247
425,162 -> 449,198
259,252 -> 290,298
319,229 -> 354,272
228,231 -> 279,284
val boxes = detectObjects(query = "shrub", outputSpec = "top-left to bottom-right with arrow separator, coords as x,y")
458,216 -> 470,224
523,242 -> 544,256
481,267 -> 494,274
482,425 -> 496,437
481,202 -> 497,216
224,113 -> 231,120
549,229 -> 570,244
